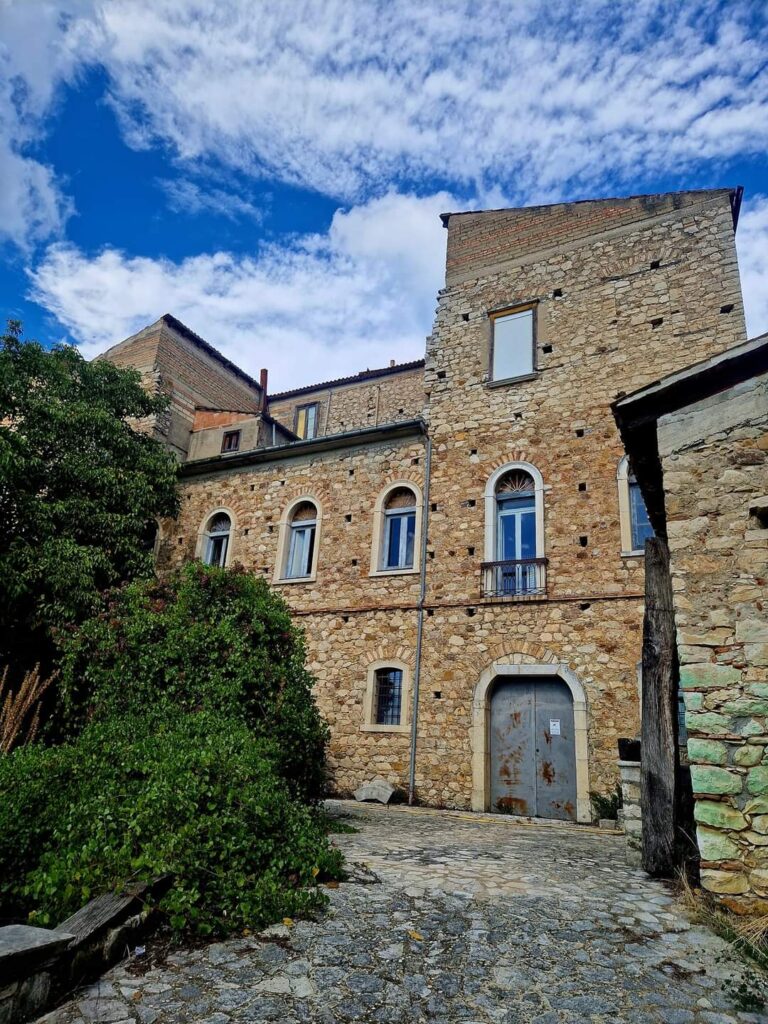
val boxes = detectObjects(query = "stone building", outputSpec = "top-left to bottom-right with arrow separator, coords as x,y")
614,334 -> 768,906
102,187 -> 750,820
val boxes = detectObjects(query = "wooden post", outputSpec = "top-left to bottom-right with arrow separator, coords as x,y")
641,536 -> 680,877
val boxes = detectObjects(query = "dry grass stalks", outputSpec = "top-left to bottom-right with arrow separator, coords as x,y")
677,870 -> 768,971
0,664 -> 55,754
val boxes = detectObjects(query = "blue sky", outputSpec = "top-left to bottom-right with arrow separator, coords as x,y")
1,1 -> 767,391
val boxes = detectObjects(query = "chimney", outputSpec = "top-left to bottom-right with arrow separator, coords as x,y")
389,359 -> 396,367
259,368 -> 268,412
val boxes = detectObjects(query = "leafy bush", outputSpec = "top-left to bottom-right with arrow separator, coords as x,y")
58,562 -> 328,801
590,781 -> 623,821
0,711 -> 343,934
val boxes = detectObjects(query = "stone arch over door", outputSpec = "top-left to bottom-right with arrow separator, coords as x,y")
471,654 -> 590,822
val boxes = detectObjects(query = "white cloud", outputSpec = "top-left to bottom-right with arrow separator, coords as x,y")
83,0 -> 768,202
736,194 -> 768,340
27,191 -> 452,389
156,178 -> 264,223
0,0 -> 95,248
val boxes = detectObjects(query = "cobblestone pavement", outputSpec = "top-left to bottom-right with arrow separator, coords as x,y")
40,801 -> 767,1024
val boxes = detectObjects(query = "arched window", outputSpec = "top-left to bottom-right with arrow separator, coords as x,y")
202,512 -> 231,567
283,500 -> 318,580
484,462 -> 546,598
617,456 -> 654,555
369,481 -> 423,576
381,487 -> 417,570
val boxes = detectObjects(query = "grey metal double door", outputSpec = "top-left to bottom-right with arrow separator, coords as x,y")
489,677 -> 577,821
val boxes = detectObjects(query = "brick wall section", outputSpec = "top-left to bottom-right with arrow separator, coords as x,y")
658,370 -> 768,908
444,190 -> 734,284
269,365 -> 425,437
100,319 -> 262,458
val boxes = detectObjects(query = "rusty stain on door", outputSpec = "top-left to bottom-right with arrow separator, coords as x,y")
489,676 -> 576,821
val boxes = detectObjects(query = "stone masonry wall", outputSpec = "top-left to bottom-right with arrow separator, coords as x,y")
101,319 -> 262,459
155,190 -> 748,811
269,365 -> 425,438
657,370 -> 768,908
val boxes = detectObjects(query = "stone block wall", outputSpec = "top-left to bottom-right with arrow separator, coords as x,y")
657,369 -> 768,907
145,189 -> 750,814
269,363 -> 425,438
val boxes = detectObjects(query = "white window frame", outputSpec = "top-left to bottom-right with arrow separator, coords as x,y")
285,517 -> 317,579
273,495 -> 323,584
361,658 -> 411,734
196,508 -> 236,568
369,481 -> 423,577
617,455 -> 653,557
382,504 -> 417,570
484,462 -> 546,564
488,303 -> 537,384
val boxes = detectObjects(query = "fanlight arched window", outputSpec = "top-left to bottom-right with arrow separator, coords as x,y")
203,512 -> 231,567
284,500 -> 317,579
617,456 -> 654,554
381,487 -> 417,570
483,463 -> 546,598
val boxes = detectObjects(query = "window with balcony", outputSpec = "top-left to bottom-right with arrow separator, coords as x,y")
483,463 -> 546,598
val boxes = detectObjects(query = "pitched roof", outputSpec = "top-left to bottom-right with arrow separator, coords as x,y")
269,359 -> 425,400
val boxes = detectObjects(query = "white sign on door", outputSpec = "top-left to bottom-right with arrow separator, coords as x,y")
549,719 -> 561,736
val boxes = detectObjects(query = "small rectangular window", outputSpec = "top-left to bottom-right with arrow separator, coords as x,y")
490,306 -> 535,381
296,403 -> 319,439
221,430 -> 240,452
375,668 -> 403,725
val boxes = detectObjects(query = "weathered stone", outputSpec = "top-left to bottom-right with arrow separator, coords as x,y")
748,869 -> 768,896
749,815 -> 768,835
685,712 -> 732,737
736,620 -> 768,644
679,664 -> 742,691
696,827 -> 740,862
354,777 -> 396,805
699,868 -> 750,895
745,796 -> 768,814
747,766 -> 768,795
693,801 -> 747,831
689,766 -> 742,796
733,745 -> 763,767
687,739 -> 728,765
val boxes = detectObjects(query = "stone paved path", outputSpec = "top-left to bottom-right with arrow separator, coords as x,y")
40,801 -> 767,1023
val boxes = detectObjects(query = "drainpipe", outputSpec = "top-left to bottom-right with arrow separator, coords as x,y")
408,430 -> 432,805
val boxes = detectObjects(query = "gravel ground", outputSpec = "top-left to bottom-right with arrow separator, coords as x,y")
38,800 -> 768,1023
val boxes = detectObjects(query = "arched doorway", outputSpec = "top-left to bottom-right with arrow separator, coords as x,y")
471,659 -> 590,822
489,676 -> 577,821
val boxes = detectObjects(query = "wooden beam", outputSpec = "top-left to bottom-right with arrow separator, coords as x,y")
641,537 -> 680,876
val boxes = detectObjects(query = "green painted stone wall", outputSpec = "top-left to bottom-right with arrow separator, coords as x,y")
657,367 -> 768,908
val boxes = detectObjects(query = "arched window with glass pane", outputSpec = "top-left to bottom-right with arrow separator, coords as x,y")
284,501 -> 317,579
203,512 -> 231,567
381,487 -> 416,570
494,470 -> 538,595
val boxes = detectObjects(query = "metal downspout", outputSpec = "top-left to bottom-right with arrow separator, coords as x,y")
408,431 -> 432,805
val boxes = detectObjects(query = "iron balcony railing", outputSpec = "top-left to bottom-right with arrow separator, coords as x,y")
481,557 -> 548,599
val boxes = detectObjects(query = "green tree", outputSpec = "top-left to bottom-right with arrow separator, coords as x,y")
0,320 -> 179,670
